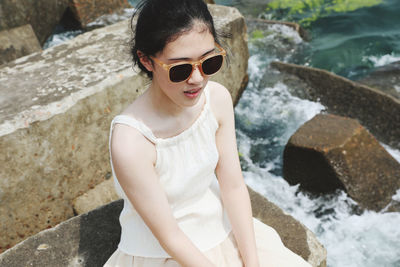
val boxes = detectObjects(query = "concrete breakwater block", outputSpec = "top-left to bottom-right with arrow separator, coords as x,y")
0,190 -> 327,267
72,178 -> 119,215
0,200 -> 122,267
357,60 -> 400,100
283,114 -> 400,211
0,0 -> 70,45
0,24 -> 42,65
0,5 -> 249,252
271,61 -> 400,151
69,0 -> 132,28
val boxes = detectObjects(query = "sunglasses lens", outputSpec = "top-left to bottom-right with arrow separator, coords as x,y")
170,64 -> 193,82
202,55 -> 223,75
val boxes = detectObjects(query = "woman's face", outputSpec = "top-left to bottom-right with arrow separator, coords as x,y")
150,24 -> 216,108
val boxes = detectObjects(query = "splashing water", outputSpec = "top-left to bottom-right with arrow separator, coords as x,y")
363,53 -> 400,68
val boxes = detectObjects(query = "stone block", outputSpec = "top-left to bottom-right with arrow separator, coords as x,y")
249,188 -> 326,267
69,0 -> 131,28
0,191 -> 326,267
0,24 -> 41,65
271,61 -> 400,151
73,178 -> 120,215
283,114 -> 400,211
0,5 -> 248,252
0,0 -> 69,45
357,61 -> 400,100
0,200 -> 122,267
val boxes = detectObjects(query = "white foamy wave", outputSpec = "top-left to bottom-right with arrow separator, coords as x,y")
381,143 -> 400,163
236,81 -> 325,144
43,30 -> 83,49
86,8 -> 135,28
44,7 -> 135,49
392,189 -> 400,202
248,24 -> 305,65
269,24 -> 304,44
364,53 -> 400,67
245,165 -> 400,267
322,210 -> 400,267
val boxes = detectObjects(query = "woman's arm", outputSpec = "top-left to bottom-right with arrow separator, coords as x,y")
211,82 -> 260,267
111,124 -> 215,267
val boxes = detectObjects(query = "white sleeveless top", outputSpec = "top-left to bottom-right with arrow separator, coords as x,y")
109,86 -> 232,257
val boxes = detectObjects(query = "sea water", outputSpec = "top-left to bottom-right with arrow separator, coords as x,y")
236,22 -> 400,266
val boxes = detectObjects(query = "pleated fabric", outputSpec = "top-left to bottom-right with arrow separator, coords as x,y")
109,85 -> 231,257
103,218 -> 312,267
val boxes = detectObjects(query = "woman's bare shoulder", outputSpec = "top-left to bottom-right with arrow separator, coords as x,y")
111,123 -> 156,162
111,93 -> 156,166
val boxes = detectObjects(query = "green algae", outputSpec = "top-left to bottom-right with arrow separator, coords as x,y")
266,0 -> 383,26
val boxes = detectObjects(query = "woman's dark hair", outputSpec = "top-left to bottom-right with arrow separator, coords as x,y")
130,0 -> 220,78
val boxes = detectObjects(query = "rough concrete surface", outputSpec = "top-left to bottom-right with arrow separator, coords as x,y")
0,200 -> 122,267
271,61 -> 400,151
69,0 -> 131,28
357,60 -> 400,100
0,190 -> 326,267
0,24 -> 41,65
0,5 -> 248,252
73,178 -> 118,215
0,0 -> 70,45
283,114 -> 400,211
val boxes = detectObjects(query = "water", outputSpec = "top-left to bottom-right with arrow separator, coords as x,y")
42,1 -> 400,266
235,22 -> 400,266
262,0 -> 400,80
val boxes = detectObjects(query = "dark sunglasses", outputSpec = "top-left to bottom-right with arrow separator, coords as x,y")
151,43 -> 226,83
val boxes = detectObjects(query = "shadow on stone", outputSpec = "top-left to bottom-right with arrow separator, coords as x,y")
76,200 -> 122,266
0,193 -> 327,267
0,200 -> 122,267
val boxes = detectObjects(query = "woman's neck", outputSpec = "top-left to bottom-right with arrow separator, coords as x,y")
147,83 -> 186,117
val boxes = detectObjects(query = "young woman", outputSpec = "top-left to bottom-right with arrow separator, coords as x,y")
105,0 -> 312,266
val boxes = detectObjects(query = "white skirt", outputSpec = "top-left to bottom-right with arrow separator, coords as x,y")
104,218 -> 312,267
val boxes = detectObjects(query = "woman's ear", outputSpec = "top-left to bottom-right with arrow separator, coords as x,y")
137,51 -> 154,72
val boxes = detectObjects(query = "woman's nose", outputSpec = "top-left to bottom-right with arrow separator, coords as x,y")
188,64 -> 204,84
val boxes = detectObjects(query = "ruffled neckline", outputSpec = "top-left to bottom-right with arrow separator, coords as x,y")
114,84 -> 215,147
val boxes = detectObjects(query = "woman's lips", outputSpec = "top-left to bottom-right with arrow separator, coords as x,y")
184,87 -> 202,98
